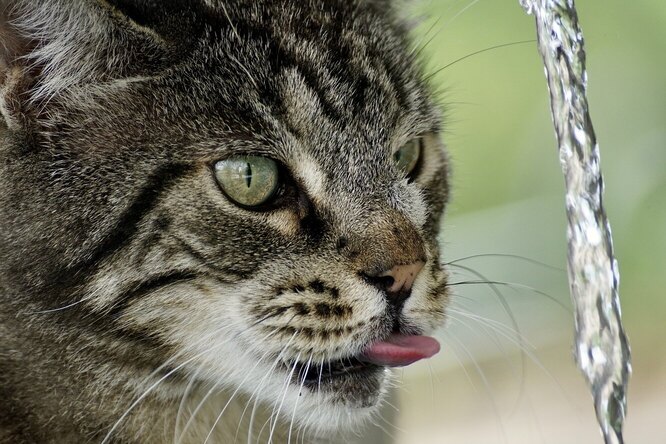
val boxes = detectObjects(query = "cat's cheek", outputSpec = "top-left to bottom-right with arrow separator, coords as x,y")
161,289 -> 292,398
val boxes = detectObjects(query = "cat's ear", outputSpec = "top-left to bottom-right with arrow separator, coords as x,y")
0,1 -> 32,129
365,0 -> 426,30
1,0 -> 113,127
0,0 -> 166,129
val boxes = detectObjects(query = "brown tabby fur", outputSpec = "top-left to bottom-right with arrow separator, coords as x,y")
0,0 -> 450,442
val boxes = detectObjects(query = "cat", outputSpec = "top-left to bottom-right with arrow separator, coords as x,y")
0,0 -> 450,442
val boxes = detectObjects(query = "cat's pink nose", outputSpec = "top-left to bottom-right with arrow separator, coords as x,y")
378,261 -> 425,294
362,261 -> 425,307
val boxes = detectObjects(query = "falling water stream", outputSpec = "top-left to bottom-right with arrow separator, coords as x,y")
518,1 -> 632,443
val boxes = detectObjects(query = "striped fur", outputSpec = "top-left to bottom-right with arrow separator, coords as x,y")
0,1 -> 450,442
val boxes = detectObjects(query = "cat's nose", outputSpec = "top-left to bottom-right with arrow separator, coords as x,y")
362,261 -> 425,306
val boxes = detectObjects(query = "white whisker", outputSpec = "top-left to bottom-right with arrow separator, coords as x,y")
287,355 -> 311,444
267,352 -> 301,443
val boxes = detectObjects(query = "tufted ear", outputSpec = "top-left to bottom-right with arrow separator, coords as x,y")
1,0 -> 115,127
0,1 -> 31,129
0,0 -> 168,129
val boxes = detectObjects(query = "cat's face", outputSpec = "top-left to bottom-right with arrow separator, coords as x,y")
1,0 -> 448,436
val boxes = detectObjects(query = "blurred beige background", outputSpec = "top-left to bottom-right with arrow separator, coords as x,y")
357,1 -> 665,443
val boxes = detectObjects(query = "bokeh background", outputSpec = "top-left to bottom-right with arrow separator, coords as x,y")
358,1 -> 665,443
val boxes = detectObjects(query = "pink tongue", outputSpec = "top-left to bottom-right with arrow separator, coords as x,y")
360,334 -> 440,367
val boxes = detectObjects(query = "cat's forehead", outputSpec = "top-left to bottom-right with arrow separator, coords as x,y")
177,0 -> 440,169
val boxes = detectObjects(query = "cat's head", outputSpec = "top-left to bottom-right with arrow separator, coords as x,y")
1,0 -> 449,435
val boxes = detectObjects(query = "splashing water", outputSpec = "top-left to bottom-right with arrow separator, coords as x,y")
518,1 -> 632,443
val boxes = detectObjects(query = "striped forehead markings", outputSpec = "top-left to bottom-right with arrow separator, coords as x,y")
207,13 -> 414,127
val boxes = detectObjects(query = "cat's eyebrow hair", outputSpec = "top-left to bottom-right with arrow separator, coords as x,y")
64,163 -> 194,279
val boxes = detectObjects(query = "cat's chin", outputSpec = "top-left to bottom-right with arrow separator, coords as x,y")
286,357 -> 388,408
279,362 -> 391,434
292,366 -> 391,435
223,358 -> 392,435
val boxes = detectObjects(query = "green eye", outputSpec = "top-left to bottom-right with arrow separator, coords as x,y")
393,139 -> 421,176
214,156 -> 279,207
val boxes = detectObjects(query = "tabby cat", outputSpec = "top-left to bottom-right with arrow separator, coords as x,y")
0,0 -> 450,442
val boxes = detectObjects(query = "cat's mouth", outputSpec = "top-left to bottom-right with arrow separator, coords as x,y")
285,334 -> 440,388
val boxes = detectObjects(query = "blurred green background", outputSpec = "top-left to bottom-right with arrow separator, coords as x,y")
362,1 -> 665,443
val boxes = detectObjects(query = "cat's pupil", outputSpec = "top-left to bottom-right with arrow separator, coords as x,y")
244,162 -> 252,188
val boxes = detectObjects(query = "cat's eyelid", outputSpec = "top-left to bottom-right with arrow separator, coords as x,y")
191,138 -> 288,165
391,134 -> 425,155
212,148 -> 282,162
